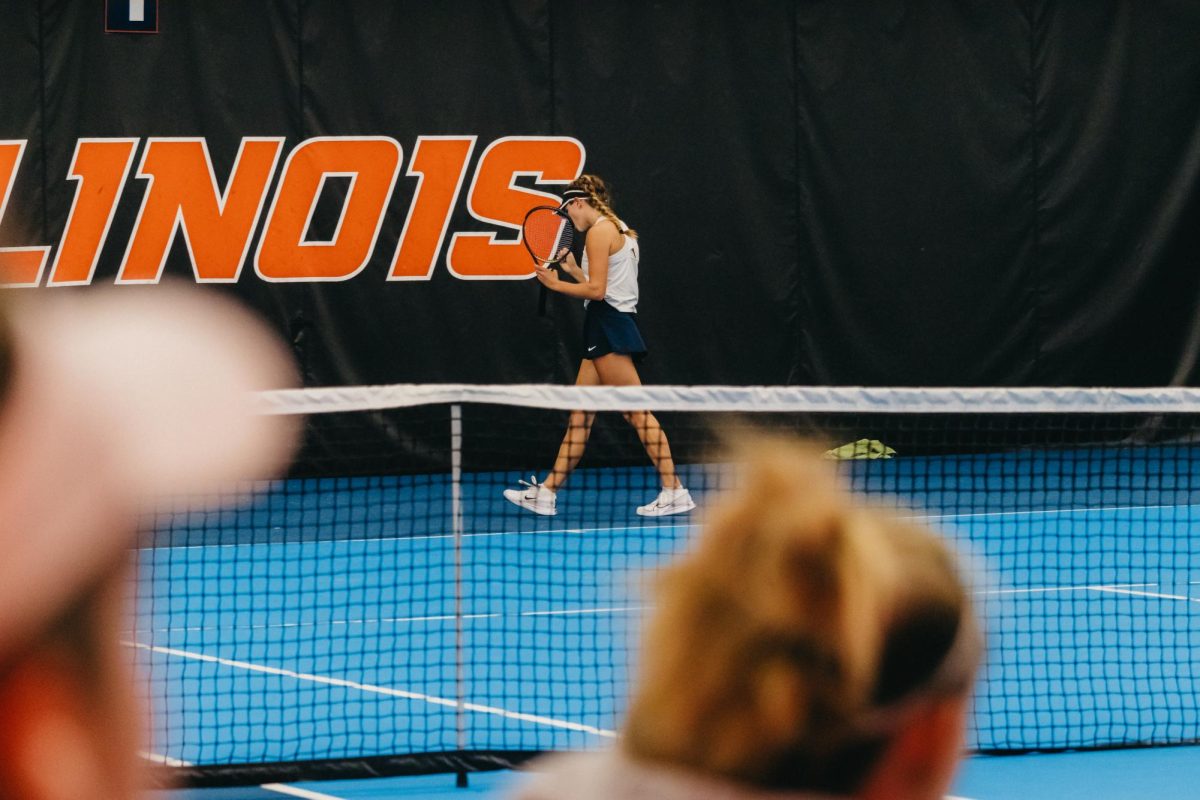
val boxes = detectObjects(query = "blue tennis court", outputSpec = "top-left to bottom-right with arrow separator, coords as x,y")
135,467 -> 695,767
134,443 -> 1200,773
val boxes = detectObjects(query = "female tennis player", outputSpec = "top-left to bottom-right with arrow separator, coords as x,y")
512,437 -> 982,800
504,174 -> 694,517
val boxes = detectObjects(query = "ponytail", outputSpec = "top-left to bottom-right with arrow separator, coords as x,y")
622,437 -> 976,794
567,174 -> 638,239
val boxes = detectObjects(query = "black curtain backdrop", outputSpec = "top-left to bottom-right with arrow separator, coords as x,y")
2,1 -> 1200,388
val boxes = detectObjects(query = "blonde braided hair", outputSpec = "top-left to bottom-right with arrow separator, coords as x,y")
622,437 -> 978,794
568,174 -> 638,239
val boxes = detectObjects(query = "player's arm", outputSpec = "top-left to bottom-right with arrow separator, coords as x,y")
536,225 -> 612,300
558,249 -> 585,282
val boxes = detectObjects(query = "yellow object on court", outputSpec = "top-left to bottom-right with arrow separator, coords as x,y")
823,439 -> 896,460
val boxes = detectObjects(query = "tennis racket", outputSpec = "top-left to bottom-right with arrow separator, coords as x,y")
522,205 -> 575,316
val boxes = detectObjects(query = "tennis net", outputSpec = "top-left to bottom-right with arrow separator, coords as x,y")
134,384 -> 1200,785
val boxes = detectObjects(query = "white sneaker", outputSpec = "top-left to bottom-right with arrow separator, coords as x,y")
636,487 -> 695,517
503,476 -> 557,516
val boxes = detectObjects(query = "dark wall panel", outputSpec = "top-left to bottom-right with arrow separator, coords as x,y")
796,2 -> 1038,385
0,1 -> 47,245
1032,0 -> 1200,384
37,0 -> 299,272
295,1 -> 559,385
554,2 -> 800,386
3,1 -> 1200,390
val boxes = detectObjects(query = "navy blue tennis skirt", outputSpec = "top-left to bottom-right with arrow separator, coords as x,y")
583,300 -> 647,361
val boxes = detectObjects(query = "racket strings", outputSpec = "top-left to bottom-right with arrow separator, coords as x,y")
523,209 -> 573,264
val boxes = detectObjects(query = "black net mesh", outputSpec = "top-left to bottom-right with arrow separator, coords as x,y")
131,386 -> 1200,784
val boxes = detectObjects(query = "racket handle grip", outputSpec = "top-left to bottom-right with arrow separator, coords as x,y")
538,284 -> 548,317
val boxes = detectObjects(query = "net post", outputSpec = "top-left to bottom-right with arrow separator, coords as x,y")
450,403 -> 467,786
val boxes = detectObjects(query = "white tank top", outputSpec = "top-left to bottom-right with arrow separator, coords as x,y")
581,223 -> 639,313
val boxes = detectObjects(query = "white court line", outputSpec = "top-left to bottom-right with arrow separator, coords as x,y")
261,785 -> 345,800
134,611 -> 502,634
978,583 -> 1154,596
1089,586 -> 1200,603
125,640 -> 617,740
135,582 -> 1172,635
140,750 -> 190,767
142,500 -> 1199,553
522,605 -> 645,617
403,524 -> 692,542
917,502 -> 1192,523
138,522 -> 697,551
130,604 -> 649,635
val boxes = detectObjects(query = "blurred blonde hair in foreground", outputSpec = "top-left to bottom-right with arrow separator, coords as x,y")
517,437 -> 982,800
0,285 -> 298,800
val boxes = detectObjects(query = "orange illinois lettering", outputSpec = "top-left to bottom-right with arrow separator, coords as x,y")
117,137 -> 283,283
46,138 -> 138,285
0,141 -> 51,287
388,136 -> 476,281
256,137 -> 401,282
447,137 -> 585,279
